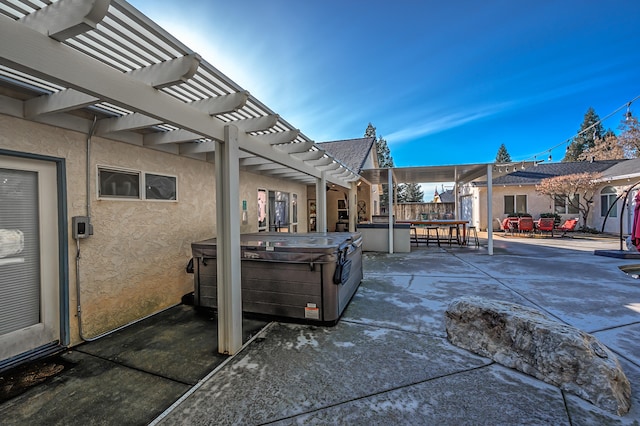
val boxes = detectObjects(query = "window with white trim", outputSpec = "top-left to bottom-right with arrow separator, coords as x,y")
600,186 -> 617,218
503,195 -> 527,214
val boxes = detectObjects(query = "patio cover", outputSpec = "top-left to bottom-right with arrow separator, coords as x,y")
360,163 -> 529,255
0,0 -> 360,356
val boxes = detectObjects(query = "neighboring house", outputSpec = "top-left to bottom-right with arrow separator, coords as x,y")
461,159 -> 640,233
434,188 -> 455,203
318,137 -> 380,227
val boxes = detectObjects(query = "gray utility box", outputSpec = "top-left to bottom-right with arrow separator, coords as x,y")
191,232 -> 363,325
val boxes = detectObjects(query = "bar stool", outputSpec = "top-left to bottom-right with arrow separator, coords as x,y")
467,226 -> 480,247
425,226 -> 440,246
447,225 -> 460,246
410,226 -> 419,246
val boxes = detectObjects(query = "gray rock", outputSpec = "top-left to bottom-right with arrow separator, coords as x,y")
445,296 -> 631,416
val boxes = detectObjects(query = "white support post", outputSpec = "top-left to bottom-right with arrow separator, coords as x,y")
388,168 -> 394,254
487,164 -> 494,256
349,182 -> 357,232
215,125 -> 243,355
316,172 -> 327,232
454,167 -> 459,220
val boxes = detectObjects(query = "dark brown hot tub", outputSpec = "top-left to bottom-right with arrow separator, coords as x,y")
191,232 -> 363,325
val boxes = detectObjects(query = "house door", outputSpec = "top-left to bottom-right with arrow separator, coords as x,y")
0,155 -> 60,364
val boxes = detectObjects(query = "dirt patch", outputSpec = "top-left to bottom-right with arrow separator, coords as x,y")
0,356 -> 75,403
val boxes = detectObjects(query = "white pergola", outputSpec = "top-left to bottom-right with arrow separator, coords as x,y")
0,0 -> 360,355
360,163 -> 535,256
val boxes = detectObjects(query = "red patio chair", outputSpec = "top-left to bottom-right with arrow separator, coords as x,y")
536,217 -> 555,237
518,217 -> 534,236
558,218 -> 578,237
498,217 -> 515,235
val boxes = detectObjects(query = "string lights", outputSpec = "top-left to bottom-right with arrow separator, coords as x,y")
518,94 -> 640,164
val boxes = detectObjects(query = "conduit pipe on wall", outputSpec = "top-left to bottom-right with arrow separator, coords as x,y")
75,116 -> 99,341
74,118 -> 178,341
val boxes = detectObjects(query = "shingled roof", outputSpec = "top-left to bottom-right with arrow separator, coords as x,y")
492,160 -> 624,186
599,157 -> 640,180
317,137 -> 376,173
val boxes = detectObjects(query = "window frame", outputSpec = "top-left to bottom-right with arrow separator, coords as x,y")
600,186 -> 617,218
97,166 -> 178,202
554,194 -> 580,215
503,194 -> 527,215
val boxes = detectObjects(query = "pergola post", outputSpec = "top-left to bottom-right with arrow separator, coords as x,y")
316,172 -> 327,232
349,182 -> 357,232
388,168 -> 394,253
215,124 -> 242,355
487,164 -> 494,256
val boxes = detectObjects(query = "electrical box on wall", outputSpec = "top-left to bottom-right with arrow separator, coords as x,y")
72,216 -> 93,239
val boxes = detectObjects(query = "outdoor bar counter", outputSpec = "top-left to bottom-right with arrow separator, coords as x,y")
191,232 -> 363,325
356,222 -> 411,253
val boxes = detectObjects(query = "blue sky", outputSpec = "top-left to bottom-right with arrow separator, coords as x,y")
131,0 -> 640,171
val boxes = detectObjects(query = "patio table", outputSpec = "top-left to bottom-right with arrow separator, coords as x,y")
397,220 -> 469,246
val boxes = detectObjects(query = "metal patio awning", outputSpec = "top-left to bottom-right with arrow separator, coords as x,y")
358,163 -> 541,256
361,162 -> 536,186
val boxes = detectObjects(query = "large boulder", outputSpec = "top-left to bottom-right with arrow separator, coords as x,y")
445,296 -> 631,415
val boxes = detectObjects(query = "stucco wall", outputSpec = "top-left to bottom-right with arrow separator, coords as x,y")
1,115 -> 308,345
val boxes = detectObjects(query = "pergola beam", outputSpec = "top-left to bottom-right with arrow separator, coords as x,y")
233,115 -> 278,133
190,91 -> 249,115
143,129 -> 202,145
275,141 -> 314,154
126,53 -> 201,89
19,0 -> 110,41
255,130 -> 300,145
95,112 -> 162,135
293,149 -> 325,161
24,88 -> 99,118
179,140 -> 215,155
239,156 -> 271,166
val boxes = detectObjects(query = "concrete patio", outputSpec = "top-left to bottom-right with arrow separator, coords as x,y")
2,233 -> 640,425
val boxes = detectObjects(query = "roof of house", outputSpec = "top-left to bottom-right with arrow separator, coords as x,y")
436,189 -> 455,203
317,137 -> 376,173
493,160 -> 624,186
599,157 -> 640,180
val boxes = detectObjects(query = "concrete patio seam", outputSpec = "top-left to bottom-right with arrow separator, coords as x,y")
258,363 -> 499,425
72,348 -> 195,386
149,321 -> 277,426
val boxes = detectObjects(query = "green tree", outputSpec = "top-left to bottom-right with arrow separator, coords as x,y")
618,112 -> 640,158
563,107 -> 604,162
364,123 -> 402,209
495,143 -> 512,163
401,183 -> 424,202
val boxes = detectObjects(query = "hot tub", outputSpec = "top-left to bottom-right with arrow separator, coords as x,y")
191,232 -> 363,325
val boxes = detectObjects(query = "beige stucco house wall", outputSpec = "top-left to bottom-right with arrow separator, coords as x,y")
1,114 -> 307,344
464,159 -> 640,233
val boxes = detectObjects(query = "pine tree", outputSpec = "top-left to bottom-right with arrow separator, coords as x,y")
563,107 -> 604,162
402,183 -> 424,202
495,144 -> 512,163
364,123 -> 399,208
